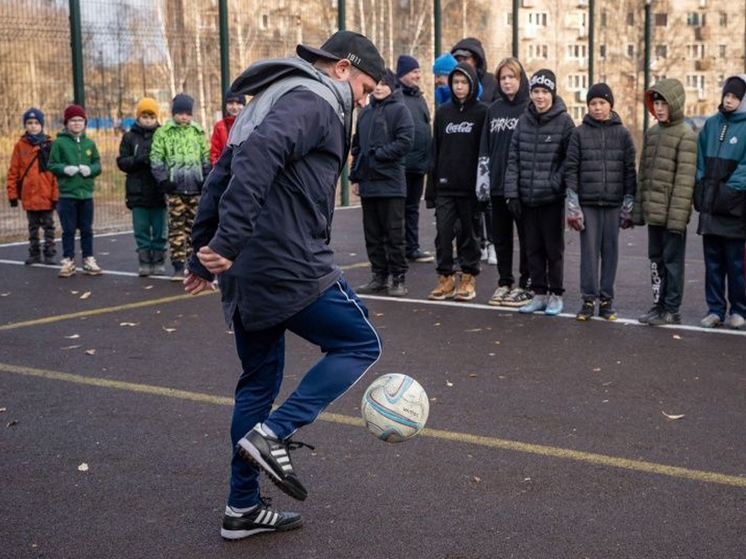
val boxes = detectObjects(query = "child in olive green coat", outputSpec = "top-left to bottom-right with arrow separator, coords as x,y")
48,104 -> 102,278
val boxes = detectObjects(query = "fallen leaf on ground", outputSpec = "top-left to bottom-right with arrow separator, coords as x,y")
119,322 -> 139,327
465,328 -> 482,333
0,407 -> 6,413
85,349 -> 96,356
592,367 -> 602,372
70,290 -> 79,295
162,327 -> 176,333
6,420 -> 18,427
0,292 -> 10,297
471,476 -> 482,483
672,334 -> 682,340
80,291 -> 91,299
65,334 -> 80,339
662,411 -> 685,420
62,345 -> 81,350
468,374 -> 478,378
143,285 -> 154,290
446,380 -> 453,387
78,463 -> 89,472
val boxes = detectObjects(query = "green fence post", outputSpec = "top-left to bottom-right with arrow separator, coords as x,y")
643,0 -> 651,132
219,0 -> 230,94
588,0 -> 595,86
434,0 -> 442,57
69,0 -> 85,107
512,0 -> 519,58
339,0 -> 349,206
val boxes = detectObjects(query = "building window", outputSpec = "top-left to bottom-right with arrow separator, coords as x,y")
719,12 -> 728,26
653,74 -> 667,83
567,74 -> 588,91
528,12 -> 548,26
600,11 -> 607,27
527,44 -> 549,59
686,12 -> 706,26
599,44 -> 606,59
567,44 -> 587,59
627,44 -> 635,58
719,44 -> 727,58
260,13 -> 269,29
655,45 -> 667,58
686,44 -> 706,59
654,13 -> 667,26
626,12 -> 634,26
686,74 -> 705,90
570,105 -> 585,121
717,74 -> 725,87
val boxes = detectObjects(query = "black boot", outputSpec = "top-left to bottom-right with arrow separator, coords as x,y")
151,250 -> 166,276
25,247 -> 41,265
388,274 -> 408,297
356,274 -> 390,294
137,250 -> 153,277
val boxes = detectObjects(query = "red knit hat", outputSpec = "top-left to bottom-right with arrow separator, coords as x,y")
63,104 -> 87,125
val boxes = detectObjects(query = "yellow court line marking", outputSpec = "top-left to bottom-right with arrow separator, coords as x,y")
1,362 -> 744,489
0,263 -> 370,332
0,290 -> 216,332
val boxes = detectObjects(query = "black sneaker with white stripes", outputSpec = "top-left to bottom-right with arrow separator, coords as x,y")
221,498 -> 303,540
236,424 -> 314,501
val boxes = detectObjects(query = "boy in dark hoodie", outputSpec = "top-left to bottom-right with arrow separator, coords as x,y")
451,37 -> 499,104
477,57 -> 532,308
351,68 -> 414,297
694,75 -> 746,330
565,83 -> 637,322
504,69 -> 575,316
425,62 -> 488,302
117,97 -> 166,276
633,79 -> 697,326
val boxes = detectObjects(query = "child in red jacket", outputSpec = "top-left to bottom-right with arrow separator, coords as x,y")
6,108 -> 58,265
210,90 -> 246,165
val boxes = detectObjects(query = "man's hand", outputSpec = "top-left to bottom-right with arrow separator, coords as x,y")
197,246 -> 233,274
352,182 -> 360,196
183,271 -> 216,295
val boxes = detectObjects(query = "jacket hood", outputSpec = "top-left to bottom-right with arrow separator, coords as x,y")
720,74 -> 746,114
448,62 -> 480,106
582,110 -> 622,128
231,56 -> 353,117
369,88 -> 404,108
496,59 -> 530,106
450,37 -> 488,74
161,119 -> 204,134
645,79 -> 686,125
527,95 -> 568,123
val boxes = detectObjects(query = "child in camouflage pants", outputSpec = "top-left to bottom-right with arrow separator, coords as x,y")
150,93 -> 211,280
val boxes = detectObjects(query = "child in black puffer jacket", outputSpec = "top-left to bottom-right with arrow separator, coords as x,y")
116,98 -> 166,276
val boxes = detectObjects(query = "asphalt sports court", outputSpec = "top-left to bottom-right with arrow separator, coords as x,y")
0,204 -> 744,558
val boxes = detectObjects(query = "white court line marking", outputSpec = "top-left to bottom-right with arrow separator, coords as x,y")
358,294 -> 746,337
0,230 -> 131,248
0,259 -> 174,281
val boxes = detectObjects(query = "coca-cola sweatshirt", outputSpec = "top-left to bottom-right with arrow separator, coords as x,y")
426,62 -> 489,203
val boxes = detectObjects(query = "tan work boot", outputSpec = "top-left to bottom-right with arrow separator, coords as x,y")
428,274 -> 456,300
454,273 -> 476,301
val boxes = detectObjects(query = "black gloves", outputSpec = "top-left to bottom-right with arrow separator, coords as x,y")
507,198 -> 522,219
9,199 -> 18,208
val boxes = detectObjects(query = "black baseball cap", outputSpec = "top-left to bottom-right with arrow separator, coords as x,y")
297,30 -> 385,83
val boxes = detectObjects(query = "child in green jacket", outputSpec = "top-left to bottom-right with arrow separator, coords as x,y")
633,79 -> 697,325
150,93 -> 210,280
48,104 -> 102,278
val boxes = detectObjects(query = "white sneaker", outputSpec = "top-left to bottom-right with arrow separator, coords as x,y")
58,257 -> 76,278
488,285 -> 512,306
487,244 -> 497,265
480,246 -> 488,262
726,313 -> 745,330
82,256 -> 103,276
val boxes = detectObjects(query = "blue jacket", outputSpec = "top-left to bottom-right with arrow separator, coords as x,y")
350,89 -> 414,198
695,76 -> 746,239
189,58 -> 353,330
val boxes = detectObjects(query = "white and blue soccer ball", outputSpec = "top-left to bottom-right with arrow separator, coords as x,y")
361,374 -> 429,443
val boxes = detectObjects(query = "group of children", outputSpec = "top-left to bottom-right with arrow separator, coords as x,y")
6,91 -> 245,280
348,40 -> 746,329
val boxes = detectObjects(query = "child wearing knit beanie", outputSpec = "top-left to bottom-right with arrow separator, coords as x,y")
116,97 -> 167,277
48,104 -> 103,277
6,107 -> 58,265
150,93 -> 210,279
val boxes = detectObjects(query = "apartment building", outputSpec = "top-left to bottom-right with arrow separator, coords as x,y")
485,0 -> 746,137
